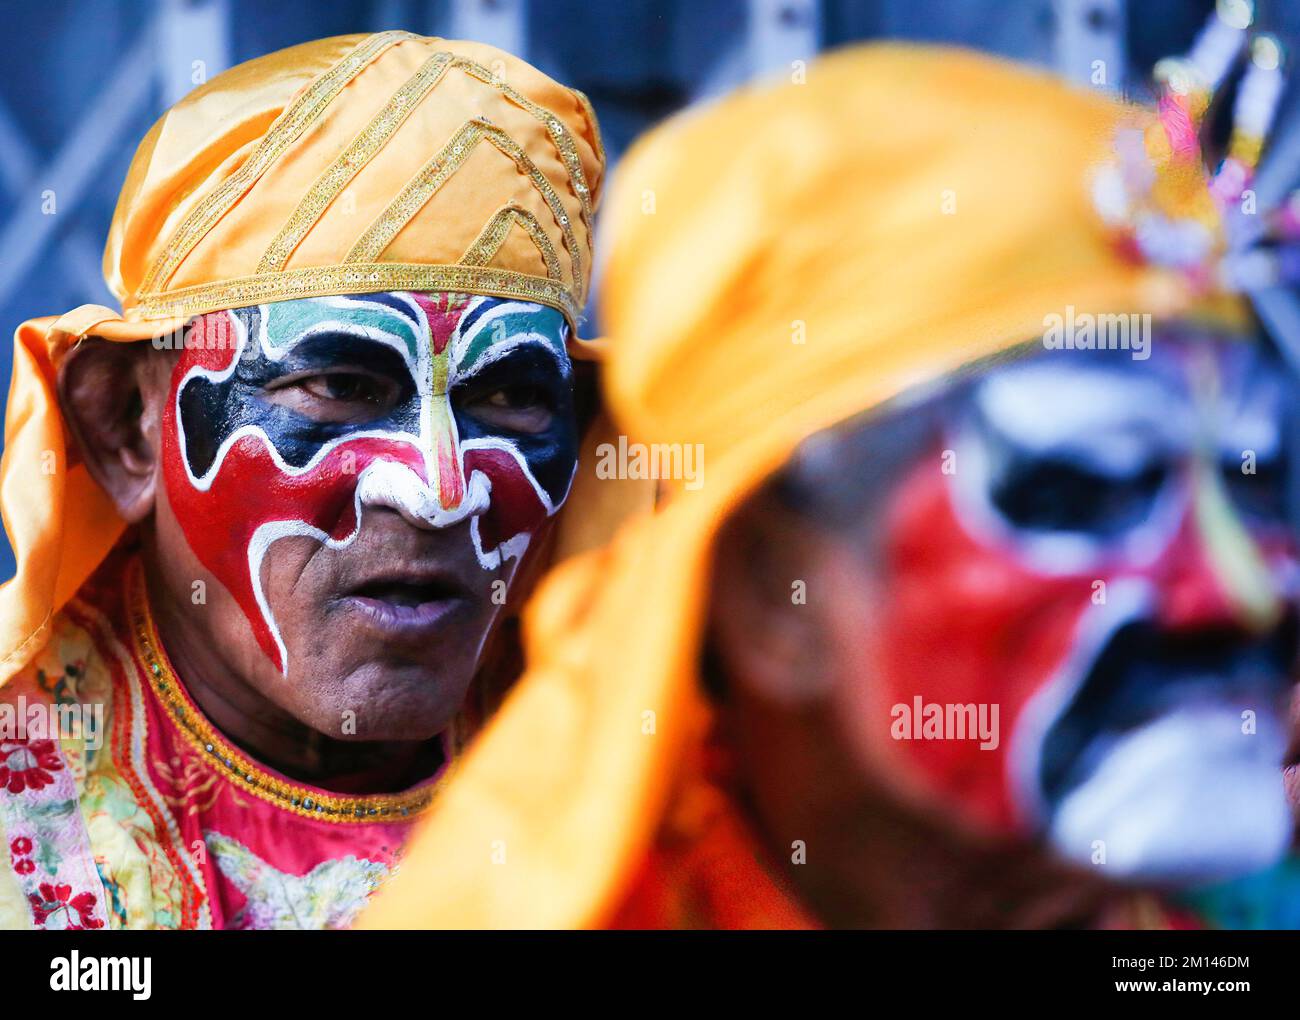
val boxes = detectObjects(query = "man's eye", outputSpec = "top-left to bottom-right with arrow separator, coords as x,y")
264,371 -> 401,423
464,385 -> 554,434
991,458 -> 1166,535
300,374 -> 382,403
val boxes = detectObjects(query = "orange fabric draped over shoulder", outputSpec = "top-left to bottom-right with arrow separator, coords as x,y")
358,43 -> 1212,928
1,32 -> 621,687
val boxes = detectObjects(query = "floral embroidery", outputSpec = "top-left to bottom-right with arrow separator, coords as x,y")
205,831 -> 389,930
0,739 -> 65,794
9,835 -> 35,875
61,596 -> 209,930
27,882 -> 105,929
0,686 -> 109,930
3,553 -> 434,930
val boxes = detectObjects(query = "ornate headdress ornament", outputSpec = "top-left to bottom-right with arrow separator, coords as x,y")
1092,0 -> 1298,300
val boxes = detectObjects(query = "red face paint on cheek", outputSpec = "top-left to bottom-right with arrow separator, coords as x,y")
873,453 -> 1096,832
462,447 -> 550,566
161,316 -> 432,672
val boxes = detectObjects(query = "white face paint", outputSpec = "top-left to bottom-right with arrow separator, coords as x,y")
946,337 -> 1298,884
951,342 -> 1287,575
1048,705 -> 1291,882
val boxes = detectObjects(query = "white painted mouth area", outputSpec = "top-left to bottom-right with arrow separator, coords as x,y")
1047,705 -> 1291,885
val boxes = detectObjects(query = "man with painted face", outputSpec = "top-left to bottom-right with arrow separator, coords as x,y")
688,331 -> 1297,927
162,293 -> 579,718
363,15 -> 1300,929
0,34 -> 630,930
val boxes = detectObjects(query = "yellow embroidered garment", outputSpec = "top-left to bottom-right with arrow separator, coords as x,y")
358,43 -> 1243,928
0,31 -> 613,688
0,549 -> 464,929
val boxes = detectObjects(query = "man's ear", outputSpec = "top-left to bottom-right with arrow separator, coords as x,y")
57,338 -> 174,524
707,491 -> 837,706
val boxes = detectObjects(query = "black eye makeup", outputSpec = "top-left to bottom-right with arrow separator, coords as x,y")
248,331 -> 417,426
261,368 -> 406,425
244,331 -> 415,389
989,452 -> 1169,536
453,344 -> 570,437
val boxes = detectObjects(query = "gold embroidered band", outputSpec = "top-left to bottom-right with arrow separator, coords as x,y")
131,262 -> 580,324
461,205 -> 563,281
127,561 -> 444,822
344,118 -> 583,298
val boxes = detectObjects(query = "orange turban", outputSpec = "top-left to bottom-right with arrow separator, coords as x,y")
0,32 -> 612,684
358,44 -> 1226,928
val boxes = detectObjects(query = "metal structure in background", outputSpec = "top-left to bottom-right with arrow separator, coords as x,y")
1055,0 -> 1125,89
0,0 -> 1281,579
747,0 -> 820,80
159,0 -> 232,105
448,0 -> 527,59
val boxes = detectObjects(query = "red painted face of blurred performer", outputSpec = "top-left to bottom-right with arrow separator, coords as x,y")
709,329 -> 1300,926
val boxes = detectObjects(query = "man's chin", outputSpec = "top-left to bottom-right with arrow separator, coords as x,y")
293,659 -> 472,742
1044,705 -> 1291,887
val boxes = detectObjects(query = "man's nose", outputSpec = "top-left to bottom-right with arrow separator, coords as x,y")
424,396 -> 469,512
1154,461 -> 1282,633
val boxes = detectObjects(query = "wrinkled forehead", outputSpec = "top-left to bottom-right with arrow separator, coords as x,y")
227,290 -> 570,372
968,332 -> 1288,464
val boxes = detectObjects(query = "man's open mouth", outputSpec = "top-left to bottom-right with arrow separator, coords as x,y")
337,571 -> 474,635
1037,614 -> 1299,809
1029,613 -> 1298,882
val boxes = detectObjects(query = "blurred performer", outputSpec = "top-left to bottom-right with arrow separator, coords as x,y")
363,14 -> 1300,929
0,33 -> 645,929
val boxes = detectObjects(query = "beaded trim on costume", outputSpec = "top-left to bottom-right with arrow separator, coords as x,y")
126,561 -> 441,823
343,117 -> 582,291
455,56 -> 597,248
461,205 -> 563,281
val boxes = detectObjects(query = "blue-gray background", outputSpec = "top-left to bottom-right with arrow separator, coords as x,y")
3,0 -> 1298,579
